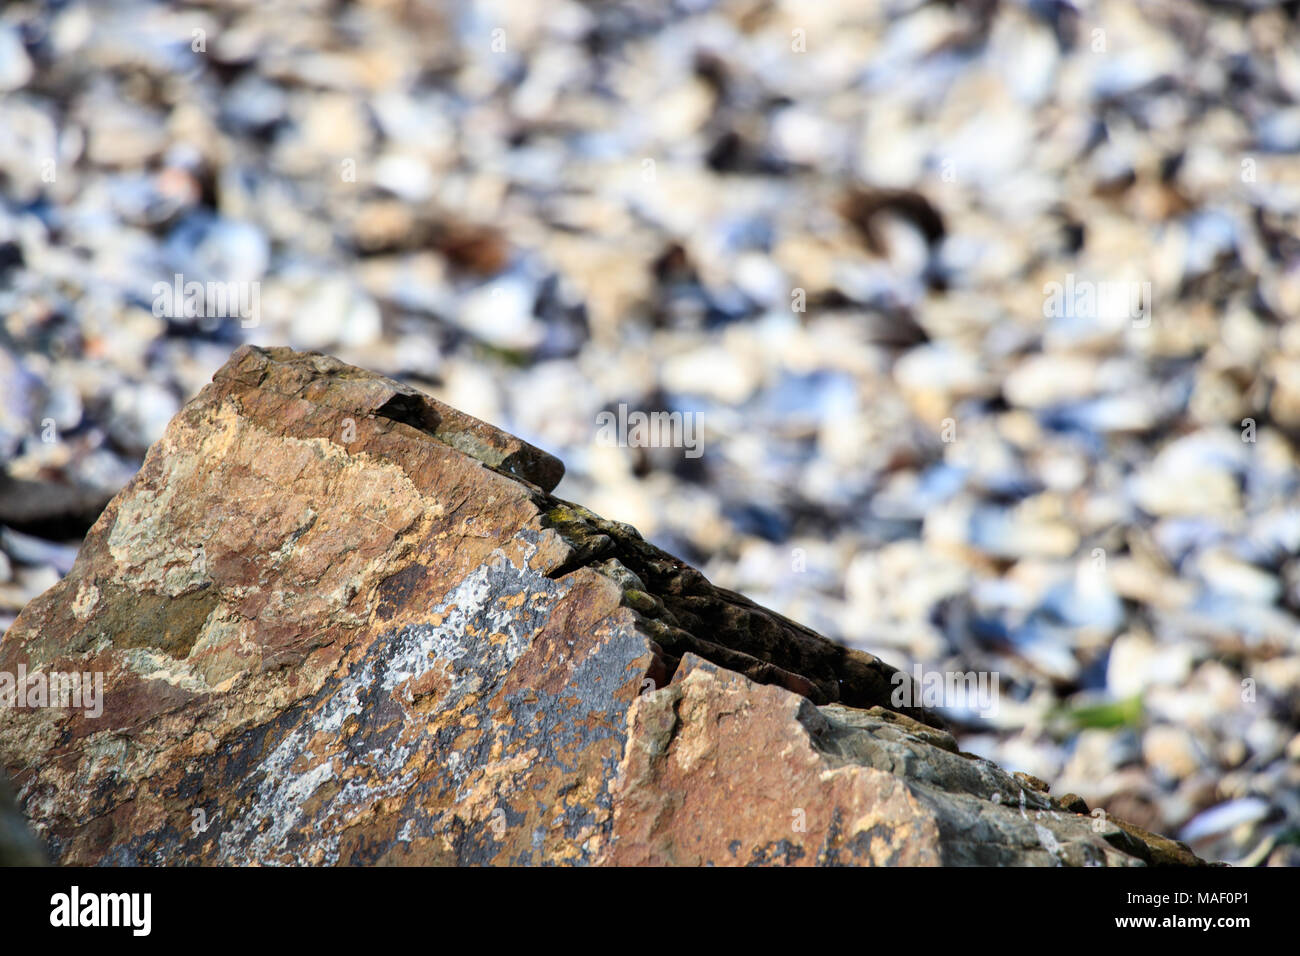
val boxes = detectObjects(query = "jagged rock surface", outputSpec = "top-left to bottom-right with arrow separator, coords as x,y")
0,346 -> 1203,866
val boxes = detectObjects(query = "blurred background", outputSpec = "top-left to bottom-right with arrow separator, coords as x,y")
2,0 -> 1300,865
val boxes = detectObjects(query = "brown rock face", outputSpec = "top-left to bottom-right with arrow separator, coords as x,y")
0,346 -> 1202,866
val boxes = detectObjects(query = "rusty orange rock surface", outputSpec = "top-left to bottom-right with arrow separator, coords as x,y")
0,346 -> 1202,866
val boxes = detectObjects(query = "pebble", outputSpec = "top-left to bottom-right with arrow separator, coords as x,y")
457,276 -> 543,352
1142,725 -> 1206,782
1180,797 -> 1272,844
0,24 -> 33,92
0,528 -> 79,576
291,279 -> 382,351
1106,633 -> 1193,698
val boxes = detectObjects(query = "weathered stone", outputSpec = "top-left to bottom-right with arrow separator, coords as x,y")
1056,792 -> 1090,815
0,346 -> 1204,866
608,656 -> 1171,866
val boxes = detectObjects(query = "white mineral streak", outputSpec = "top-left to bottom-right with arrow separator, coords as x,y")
217,556 -> 556,864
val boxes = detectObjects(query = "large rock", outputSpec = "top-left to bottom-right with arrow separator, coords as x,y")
0,346 -> 1202,866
